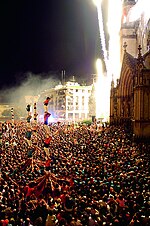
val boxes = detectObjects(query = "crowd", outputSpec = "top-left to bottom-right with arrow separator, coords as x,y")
0,120 -> 150,226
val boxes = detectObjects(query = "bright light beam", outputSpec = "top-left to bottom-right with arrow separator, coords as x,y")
93,0 -> 108,71
95,59 -> 109,122
92,0 -> 122,122
92,0 -> 111,122
107,0 -> 122,83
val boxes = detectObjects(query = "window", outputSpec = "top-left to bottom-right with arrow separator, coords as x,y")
68,113 -> 73,119
75,113 -> 79,119
81,113 -> 85,119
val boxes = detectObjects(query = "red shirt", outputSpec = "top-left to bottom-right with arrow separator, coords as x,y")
44,136 -> 52,145
44,99 -> 50,105
45,159 -> 51,167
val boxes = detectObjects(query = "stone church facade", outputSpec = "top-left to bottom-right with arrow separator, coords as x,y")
110,0 -> 150,138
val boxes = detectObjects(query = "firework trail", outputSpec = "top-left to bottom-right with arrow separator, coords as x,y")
93,0 -> 123,122
93,0 -> 108,71
107,0 -> 122,81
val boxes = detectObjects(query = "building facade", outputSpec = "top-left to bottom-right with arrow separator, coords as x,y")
40,80 -> 92,122
0,103 -> 15,121
110,0 -> 150,138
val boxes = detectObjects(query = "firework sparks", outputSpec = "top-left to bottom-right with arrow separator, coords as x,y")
95,59 -> 110,122
93,0 -> 108,70
107,0 -> 122,83
93,0 -> 123,121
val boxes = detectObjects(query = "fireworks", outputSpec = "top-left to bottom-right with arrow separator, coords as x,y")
93,0 -> 123,122
95,59 -> 110,122
93,0 -> 108,70
107,0 -> 122,82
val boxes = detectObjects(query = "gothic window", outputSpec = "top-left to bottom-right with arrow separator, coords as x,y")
140,76 -> 143,84
135,76 -> 138,85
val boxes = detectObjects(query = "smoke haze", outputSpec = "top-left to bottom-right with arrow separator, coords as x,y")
0,72 -> 60,105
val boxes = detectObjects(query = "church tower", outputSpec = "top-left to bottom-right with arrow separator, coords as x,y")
133,46 -> 150,138
120,0 -> 138,61
110,1 -> 150,138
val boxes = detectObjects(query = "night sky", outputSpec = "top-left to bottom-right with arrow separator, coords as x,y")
0,0 -> 108,89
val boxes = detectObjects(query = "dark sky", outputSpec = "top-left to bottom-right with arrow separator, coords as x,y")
0,0 -> 108,89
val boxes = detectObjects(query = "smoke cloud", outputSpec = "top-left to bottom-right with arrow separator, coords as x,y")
0,71 -> 60,109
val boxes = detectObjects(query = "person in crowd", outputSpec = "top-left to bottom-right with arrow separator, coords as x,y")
0,120 -> 150,226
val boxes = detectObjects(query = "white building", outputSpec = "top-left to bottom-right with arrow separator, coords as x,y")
41,80 -> 93,122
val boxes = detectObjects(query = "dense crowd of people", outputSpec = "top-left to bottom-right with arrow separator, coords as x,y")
0,120 -> 150,226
